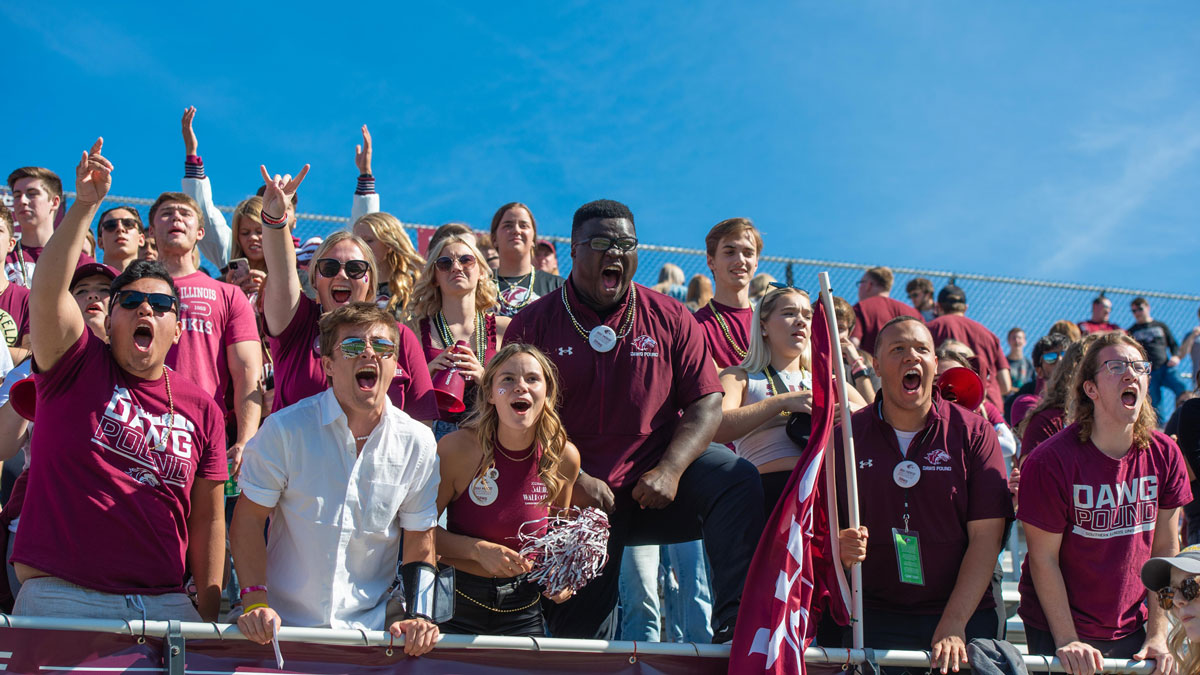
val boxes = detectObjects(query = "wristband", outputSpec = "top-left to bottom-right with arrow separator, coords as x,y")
243,603 -> 269,614
239,585 -> 268,597
355,174 -> 376,195
260,209 -> 289,229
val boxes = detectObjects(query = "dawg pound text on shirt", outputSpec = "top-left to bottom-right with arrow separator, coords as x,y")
1072,476 -> 1158,539
92,385 -> 199,489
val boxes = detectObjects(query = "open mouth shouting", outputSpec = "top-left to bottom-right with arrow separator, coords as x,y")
1120,385 -> 1140,409
132,321 -> 155,353
355,363 -> 379,391
901,367 -> 923,395
510,397 -> 534,416
330,283 -> 354,305
601,263 -> 623,292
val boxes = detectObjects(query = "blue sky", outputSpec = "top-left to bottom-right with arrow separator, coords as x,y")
4,2 -> 1199,294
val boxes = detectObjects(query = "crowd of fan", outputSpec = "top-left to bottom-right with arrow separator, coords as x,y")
1,111 -> 1200,672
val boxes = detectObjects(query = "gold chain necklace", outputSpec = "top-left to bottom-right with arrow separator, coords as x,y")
708,300 -> 747,359
560,284 -> 637,342
146,368 -> 175,452
495,440 -> 537,463
764,365 -> 808,418
435,310 -> 486,364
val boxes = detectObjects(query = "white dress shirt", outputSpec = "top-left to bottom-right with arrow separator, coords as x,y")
239,388 -> 439,630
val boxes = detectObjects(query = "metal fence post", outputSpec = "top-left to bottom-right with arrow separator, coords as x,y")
165,620 -> 185,675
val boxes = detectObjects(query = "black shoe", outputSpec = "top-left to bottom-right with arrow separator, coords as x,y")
711,623 -> 735,644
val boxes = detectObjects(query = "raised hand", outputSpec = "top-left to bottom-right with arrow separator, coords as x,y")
182,107 -> 199,155
75,138 -> 113,205
258,164 -> 310,221
355,124 -> 372,175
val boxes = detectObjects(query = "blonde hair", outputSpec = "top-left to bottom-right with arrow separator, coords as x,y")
407,234 -> 497,319
737,286 -> 813,374
653,263 -> 685,295
461,343 -> 570,506
354,212 -> 424,317
1067,332 -> 1158,448
1168,617 -> 1200,675
310,230 -> 379,304
865,266 -> 894,292
230,196 -> 264,266
1049,319 -> 1082,342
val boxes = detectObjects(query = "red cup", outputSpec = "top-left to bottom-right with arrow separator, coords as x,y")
9,377 -> 36,422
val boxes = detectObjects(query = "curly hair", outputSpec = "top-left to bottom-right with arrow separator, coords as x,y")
406,234 -> 497,320
1017,334 -> 1093,438
460,343 -> 570,506
1067,331 -> 1158,448
354,212 -> 424,318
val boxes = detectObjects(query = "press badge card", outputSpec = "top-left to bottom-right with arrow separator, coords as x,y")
892,528 -> 925,586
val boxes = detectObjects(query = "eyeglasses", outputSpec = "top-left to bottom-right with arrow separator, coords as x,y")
434,254 -> 477,272
575,236 -> 638,254
315,258 -> 370,280
100,218 -> 140,233
111,290 -> 178,315
1042,352 -> 1063,364
338,337 -> 396,359
1102,359 -> 1152,376
1157,577 -> 1200,610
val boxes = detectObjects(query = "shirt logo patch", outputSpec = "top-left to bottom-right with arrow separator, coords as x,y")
630,334 -> 659,358
558,347 -> 573,356
859,459 -> 873,469
924,448 -> 951,465
93,385 -> 199,489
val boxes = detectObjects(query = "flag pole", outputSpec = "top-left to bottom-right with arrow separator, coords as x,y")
818,272 -> 864,649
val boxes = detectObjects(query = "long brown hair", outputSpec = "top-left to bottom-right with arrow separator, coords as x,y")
461,343 -> 570,506
1067,332 -> 1158,448
1017,334 -> 1095,438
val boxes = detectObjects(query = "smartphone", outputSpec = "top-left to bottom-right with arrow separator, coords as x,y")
228,257 -> 250,281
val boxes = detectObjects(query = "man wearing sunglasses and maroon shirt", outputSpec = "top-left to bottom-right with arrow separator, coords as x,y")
13,140 -> 227,622
95,206 -> 145,273
506,199 -> 764,643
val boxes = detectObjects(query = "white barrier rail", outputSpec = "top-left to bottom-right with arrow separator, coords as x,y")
0,615 -> 1158,673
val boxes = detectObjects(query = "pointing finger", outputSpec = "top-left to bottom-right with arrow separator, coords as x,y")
90,137 -> 104,156
260,165 -> 272,184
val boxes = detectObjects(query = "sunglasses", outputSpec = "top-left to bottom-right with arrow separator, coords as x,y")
1157,577 -> 1200,610
1042,352 -> 1063,364
769,281 -> 807,294
1132,306 -> 1146,313
338,337 -> 396,359
434,254 -> 477,272
576,236 -> 638,254
1102,359 -> 1152,376
100,218 -> 140,233
111,290 -> 178,315
315,258 -> 370,280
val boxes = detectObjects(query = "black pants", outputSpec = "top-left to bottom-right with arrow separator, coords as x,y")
440,569 -> 546,637
544,444 -> 765,639
1025,624 -> 1146,660
760,470 -> 792,517
852,606 -> 1002,675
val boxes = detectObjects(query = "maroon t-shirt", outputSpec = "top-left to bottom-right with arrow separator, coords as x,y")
12,331 -> 228,594
833,391 -> 1013,614
0,282 -> 31,348
418,314 -> 497,423
445,443 -> 549,549
852,295 -> 922,356
1078,320 -> 1123,335
1017,406 -> 1065,464
267,294 -> 437,419
693,299 -> 753,369
506,281 -> 723,489
1017,425 -> 1191,641
927,314 -> 1009,409
167,272 -> 260,414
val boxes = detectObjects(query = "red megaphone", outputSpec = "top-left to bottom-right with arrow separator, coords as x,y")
9,377 -> 36,422
432,340 -> 469,414
936,367 -> 985,411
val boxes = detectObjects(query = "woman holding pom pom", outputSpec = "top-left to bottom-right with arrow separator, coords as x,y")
434,343 -> 581,636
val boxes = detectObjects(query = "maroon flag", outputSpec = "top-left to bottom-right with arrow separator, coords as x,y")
729,297 -> 850,674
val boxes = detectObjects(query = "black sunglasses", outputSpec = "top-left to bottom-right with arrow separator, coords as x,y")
434,254 -> 477,272
315,258 -> 370,280
111,290 -> 178,315
1158,577 -> 1200,610
100,218 -> 140,233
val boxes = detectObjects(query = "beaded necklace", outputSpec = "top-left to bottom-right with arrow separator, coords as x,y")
434,310 -> 487,364
560,284 -> 637,343
707,299 -> 748,359
497,268 -> 537,312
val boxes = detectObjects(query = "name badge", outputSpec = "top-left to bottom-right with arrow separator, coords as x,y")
893,460 -> 921,488
589,325 -> 617,353
892,528 -> 925,586
469,467 -> 500,506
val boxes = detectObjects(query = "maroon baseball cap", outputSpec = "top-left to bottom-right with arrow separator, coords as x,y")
70,262 -> 118,290
536,239 -> 556,253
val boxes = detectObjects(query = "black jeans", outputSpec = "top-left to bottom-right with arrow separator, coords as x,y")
544,444 -> 765,639
1025,624 -> 1146,660
852,606 -> 1002,675
440,569 -> 546,637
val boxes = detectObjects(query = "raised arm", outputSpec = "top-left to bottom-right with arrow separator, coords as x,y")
259,165 -> 309,336
180,107 -> 232,269
30,139 -> 110,371
350,124 -> 380,224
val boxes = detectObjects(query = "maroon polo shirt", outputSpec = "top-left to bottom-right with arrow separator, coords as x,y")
927,313 -> 1009,409
852,295 -> 922,356
1078,320 -> 1123,335
505,280 -> 723,489
693,299 -> 753,369
833,390 -> 1013,615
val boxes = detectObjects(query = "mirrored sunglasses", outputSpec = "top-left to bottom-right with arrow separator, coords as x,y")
338,337 -> 396,359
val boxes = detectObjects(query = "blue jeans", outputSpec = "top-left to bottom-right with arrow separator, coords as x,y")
1149,365 -> 1188,426
618,542 -> 714,643
618,545 -> 661,641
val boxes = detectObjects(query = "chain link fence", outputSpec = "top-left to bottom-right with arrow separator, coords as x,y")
9,189 -> 1199,390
